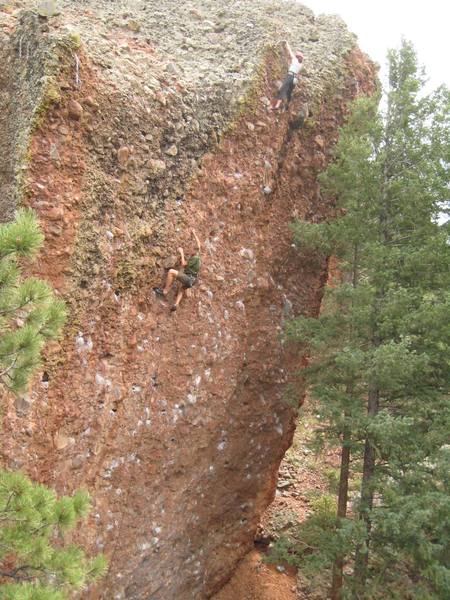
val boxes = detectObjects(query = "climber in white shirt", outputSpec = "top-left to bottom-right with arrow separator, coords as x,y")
270,41 -> 304,111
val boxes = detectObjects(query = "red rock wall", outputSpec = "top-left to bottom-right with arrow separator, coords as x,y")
0,5 -> 377,599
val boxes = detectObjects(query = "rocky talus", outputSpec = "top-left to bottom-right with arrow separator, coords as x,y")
0,1 -> 376,598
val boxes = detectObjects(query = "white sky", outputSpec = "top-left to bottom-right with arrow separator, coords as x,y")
302,0 -> 450,90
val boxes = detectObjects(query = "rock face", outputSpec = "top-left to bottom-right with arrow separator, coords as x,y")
0,1 -> 376,598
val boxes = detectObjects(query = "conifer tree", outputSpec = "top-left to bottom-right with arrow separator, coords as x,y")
0,209 -> 108,598
0,471 -> 108,599
284,41 -> 450,599
0,208 -> 66,392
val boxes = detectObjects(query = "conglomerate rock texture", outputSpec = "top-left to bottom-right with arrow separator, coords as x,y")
0,1 -> 376,598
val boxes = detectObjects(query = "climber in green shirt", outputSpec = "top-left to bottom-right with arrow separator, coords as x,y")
154,229 -> 202,311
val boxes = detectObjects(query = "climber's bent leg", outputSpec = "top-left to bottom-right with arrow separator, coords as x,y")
154,269 -> 179,297
171,288 -> 184,312
163,269 -> 179,295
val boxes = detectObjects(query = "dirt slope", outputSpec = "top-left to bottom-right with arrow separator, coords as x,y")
0,1 -> 376,598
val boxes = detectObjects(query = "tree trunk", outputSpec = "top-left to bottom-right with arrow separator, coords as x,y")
353,385 -> 379,595
353,130 -> 387,594
330,248 -> 360,600
330,421 -> 351,600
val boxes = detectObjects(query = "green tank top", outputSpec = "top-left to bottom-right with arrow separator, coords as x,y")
184,254 -> 201,278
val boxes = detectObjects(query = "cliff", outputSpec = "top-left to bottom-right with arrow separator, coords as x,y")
0,1 -> 377,598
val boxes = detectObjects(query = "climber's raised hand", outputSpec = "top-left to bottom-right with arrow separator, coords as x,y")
191,229 -> 201,253
284,40 -> 294,59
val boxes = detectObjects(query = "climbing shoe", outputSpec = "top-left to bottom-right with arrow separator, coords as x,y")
170,305 -> 177,312
153,287 -> 165,296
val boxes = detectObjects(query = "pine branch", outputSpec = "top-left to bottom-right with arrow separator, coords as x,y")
0,355 -> 18,380
0,301 -> 37,317
0,515 -> 29,523
2,492 -> 15,513
0,564 -> 50,582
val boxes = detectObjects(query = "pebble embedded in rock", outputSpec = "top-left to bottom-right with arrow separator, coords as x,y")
14,396 -> 32,415
162,255 -> 177,269
126,19 -> 141,32
166,62 -> 183,76
189,8 -> 203,20
315,135 -> 325,148
239,248 -> 254,260
83,95 -> 99,109
155,91 -> 167,106
165,144 -> 178,157
68,99 -> 83,120
147,158 -> 167,176
54,432 -> 75,450
117,146 -> 131,168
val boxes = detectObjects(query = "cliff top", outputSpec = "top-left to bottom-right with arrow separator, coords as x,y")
2,0 -> 357,106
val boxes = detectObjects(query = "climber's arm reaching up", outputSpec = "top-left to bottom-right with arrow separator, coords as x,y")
192,229 -> 201,254
284,40 -> 295,61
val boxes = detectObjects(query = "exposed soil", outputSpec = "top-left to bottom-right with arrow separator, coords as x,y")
214,550 -> 297,600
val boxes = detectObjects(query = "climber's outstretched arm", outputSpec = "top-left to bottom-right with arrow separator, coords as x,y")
192,229 -> 201,254
284,40 -> 295,61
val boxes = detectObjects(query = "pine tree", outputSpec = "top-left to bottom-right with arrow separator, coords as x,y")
0,208 -> 66,392
284,40 -> 450,599
0,209 -> 108,597
0,471 -> 108,599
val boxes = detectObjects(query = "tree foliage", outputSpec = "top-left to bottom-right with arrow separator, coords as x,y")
281,41 -> 450,599
0,471 -> 108,599
0,208 -> 66,392
0,209 -> 107,597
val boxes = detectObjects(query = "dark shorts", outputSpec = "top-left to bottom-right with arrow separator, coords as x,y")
276,72 -> 296,102
176,272 -> 197,289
